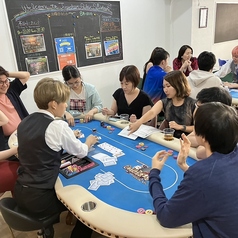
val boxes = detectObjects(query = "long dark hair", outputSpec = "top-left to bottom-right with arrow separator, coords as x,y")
62,65 -> 81,82
177,45 -> 193,61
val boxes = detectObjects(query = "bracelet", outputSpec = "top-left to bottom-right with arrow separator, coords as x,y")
182,125 -> 186,131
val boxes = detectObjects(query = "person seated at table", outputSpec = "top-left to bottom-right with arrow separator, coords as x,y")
62,65 -> 103,125
102,65 -> 156,126
187,87 -> 232,160
0,66 -> 30,151
141,47 -> 164,89
143,48 -> 172,104
0,110 -> 18,197
14,77 -> 98,238
187,51 -> 223,99
173,45 -> 198,76
215,45 -> 238,88
149,102 -> 238,237
129,70 -> 196,138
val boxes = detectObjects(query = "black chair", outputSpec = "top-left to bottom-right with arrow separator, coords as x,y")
0,197 -> 60,238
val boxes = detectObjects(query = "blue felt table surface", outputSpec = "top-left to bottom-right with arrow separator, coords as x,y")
230,90 -> 238,99
58,120 -> 196,213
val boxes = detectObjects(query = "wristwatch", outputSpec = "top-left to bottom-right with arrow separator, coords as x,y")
182,125 -> 186,131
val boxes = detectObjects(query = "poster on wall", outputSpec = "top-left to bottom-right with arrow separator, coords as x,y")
104,39 -> 119,56
25,56 -> 49,75
55,37 -> 77,69
85,43 -> 102,59
20,34 -> 46,54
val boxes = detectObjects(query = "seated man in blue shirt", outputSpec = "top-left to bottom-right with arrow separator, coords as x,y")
149,102 -> 238,238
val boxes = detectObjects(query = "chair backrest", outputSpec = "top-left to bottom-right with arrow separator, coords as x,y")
0,197 -> 43,231
218,58 -> 227,67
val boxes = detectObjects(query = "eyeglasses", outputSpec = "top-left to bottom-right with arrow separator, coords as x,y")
0,78 -> 10,86
66,80 -> 81,88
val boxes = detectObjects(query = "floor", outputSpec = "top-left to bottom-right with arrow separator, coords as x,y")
0,192 -> 106,238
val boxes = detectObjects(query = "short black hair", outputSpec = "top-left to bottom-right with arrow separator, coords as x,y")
195,102 -> 238,154
119,65 -> 140,88
196,87 -> 232,106
0,66 -> 9,77
197,51 -> 216,71
153,48 -> 169,65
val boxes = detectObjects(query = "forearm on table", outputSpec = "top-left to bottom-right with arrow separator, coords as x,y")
0,148 -> 17,161
88,107 -> 99,115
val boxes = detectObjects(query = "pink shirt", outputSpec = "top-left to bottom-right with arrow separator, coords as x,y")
0,94 -> 21,136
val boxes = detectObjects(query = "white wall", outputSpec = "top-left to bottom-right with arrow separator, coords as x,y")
191,0 -> 238,66
1,0 -> 238,113
169,0 -> 193,60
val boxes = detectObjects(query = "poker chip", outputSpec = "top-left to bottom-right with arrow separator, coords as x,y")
168,150 -> 173,155
137,208 -> 145,214
139,142 -> 144,147
135,145 -> 141,149
80,118 -> 84,123
107,125 -> 111,130
92,128 -> 97,133
173,155 -> 178,160
141,147 -> 146,151
145,209 -> 153,215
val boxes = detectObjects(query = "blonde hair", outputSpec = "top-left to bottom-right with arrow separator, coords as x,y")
34,78 -> 70,109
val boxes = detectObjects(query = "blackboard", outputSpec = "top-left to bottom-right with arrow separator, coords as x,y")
215,3 -> 238,43
5,0 -> 123,75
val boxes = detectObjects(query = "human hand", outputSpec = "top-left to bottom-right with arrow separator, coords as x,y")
128,120 -> 141,135
102,107 -> 110,116
129,114 -> 137,123
85,134 -> 98,148
73,130 -> 82,138
152,150 -> 169,171
177,133 -> 190,172
164,65 -> 172,73
169,120 -> 180,130
84,111 -> 94,123
65,113 -> 75,126
182,60 -> 191,70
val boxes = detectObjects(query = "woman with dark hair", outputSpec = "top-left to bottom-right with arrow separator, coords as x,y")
102,65 -> 155,125
173,45 -> 198,76
129,70 -> 196,138
141,47 -> 164,89
62,65 -> 103,125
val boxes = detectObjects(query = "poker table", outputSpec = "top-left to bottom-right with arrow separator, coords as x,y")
55,113 -> 198,238
229,89 -> 238,105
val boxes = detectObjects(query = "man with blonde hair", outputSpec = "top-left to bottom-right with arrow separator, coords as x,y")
14,77 -> 98,238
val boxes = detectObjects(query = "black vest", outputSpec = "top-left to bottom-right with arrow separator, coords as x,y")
17,112 -> 62,189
